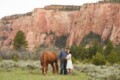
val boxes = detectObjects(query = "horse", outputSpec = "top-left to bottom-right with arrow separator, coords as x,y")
40,51 -> 59,75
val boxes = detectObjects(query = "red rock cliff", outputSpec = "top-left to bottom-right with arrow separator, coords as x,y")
0,3 -> 120,50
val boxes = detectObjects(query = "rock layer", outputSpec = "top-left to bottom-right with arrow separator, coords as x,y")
0,3 -> 120,50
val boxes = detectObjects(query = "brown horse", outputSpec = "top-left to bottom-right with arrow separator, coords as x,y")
40,51 -> 59,75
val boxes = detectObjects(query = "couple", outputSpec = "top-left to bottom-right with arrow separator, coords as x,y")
58,48 -> 73,75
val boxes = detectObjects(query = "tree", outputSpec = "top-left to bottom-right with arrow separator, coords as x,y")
77,45 -> 88,60
70,45 -> 79,59
107,52 -> 119,64
112,45 -> 120,62
87,40 -> 103,59
92,52 -> 106,65
70,44 -> 88,60
13,31 -> 28,50
104,40 -> 113,57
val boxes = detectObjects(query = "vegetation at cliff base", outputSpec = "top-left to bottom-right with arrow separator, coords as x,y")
70,32 -> 120,65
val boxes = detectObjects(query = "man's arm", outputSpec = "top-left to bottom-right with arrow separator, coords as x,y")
58,51 -> 62,60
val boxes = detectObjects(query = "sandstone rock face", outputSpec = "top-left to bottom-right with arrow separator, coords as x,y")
0,3 -> 120,50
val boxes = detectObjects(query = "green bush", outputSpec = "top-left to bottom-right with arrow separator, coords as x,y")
107,52 -> 119,64
83,58 -> 91,64
12,55 -> 19,62
27,65 -> 36,70
70,45 -> 78,59
112,45 -> 120,62
24,57 -> 28,61
70,45 -> 88,60
92,52 -> 106,65
104,40 -> 113,57
72,57 -> 80,64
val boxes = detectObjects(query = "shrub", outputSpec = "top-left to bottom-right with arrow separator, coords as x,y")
12,55 -> 19,62
0,49 -> 41,60
70,45 -> 78,59
24,57 -> 28,61
72,57 -> 80,64
83,58 -> 91,64
70,45 -> 88,60
112,45 -> 120,62
92,52 -> 106,65
72,70 -> 80,75
27,64 -> 36,70
107,52 -> 119,64
104,40 -> 113,57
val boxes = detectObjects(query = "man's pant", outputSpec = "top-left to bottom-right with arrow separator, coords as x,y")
60,60 -> 67,75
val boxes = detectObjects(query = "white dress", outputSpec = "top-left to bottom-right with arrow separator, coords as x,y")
66,54 -> 73,69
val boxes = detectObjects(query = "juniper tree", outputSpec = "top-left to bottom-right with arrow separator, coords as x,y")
13,30 -> 28,50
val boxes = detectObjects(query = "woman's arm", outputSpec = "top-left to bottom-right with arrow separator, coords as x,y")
66,54 -> 71,60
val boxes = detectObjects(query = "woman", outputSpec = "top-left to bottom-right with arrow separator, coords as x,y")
66,50 -> 73,74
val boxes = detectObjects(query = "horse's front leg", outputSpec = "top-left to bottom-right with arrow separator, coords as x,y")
42,66 -> 46,75
51,63 -> 55,74
42,64 -> 48,75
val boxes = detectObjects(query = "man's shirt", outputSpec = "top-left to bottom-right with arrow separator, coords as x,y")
59,50 -> 67,60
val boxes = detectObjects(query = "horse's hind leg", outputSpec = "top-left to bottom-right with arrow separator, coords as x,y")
55,61 -> 58,74
51,63 -> 55,74
42,67 -> 44,75
45,64 -> 48,74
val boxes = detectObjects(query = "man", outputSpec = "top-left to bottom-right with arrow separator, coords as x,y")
58,48 -> 68,75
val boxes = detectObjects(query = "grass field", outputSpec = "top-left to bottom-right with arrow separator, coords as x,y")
1,60 -> 119,80
0,60 -> 89,80
0,68 -> 88,80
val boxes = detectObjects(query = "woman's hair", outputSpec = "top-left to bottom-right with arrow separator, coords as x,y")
69,51 -> 72,53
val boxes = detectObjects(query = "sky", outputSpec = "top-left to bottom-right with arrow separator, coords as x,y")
0,0 -> 99,18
